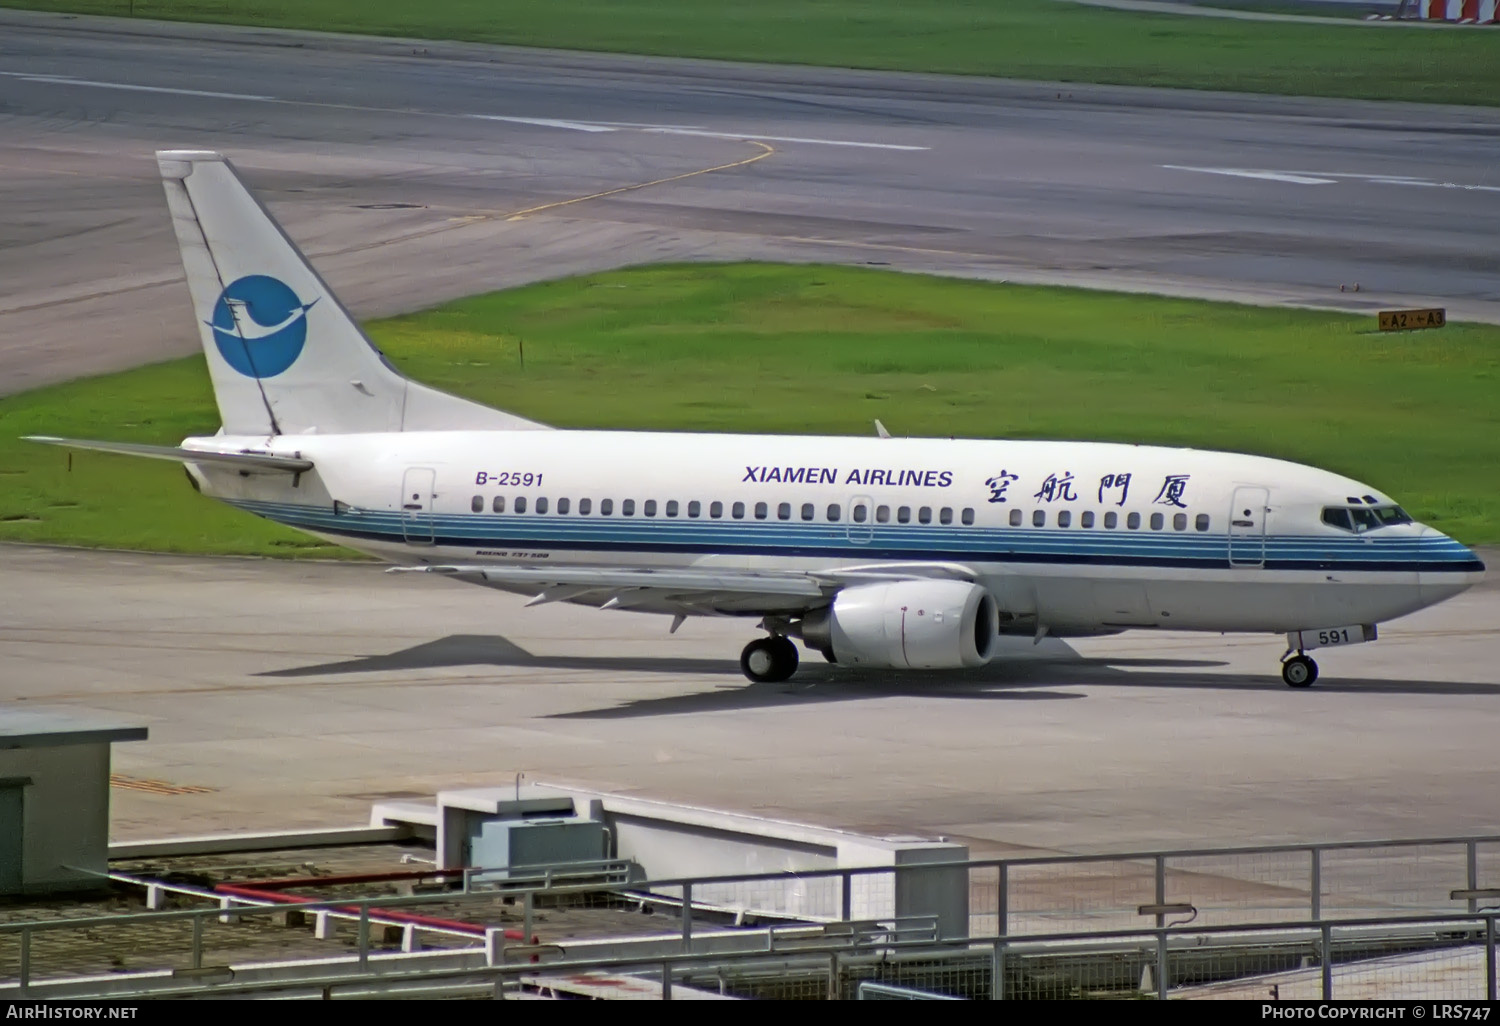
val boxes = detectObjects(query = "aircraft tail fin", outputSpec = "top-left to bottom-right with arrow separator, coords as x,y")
156,149 -> 548,436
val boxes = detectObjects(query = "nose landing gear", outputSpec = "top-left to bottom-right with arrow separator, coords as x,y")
1281,653 -> 1318,688
741,635 -> 799,683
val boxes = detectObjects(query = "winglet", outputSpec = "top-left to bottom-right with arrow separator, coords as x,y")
874,419 -> 891,439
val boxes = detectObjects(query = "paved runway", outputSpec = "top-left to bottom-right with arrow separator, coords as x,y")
1,12 -> 1497,853
3,9 -> 1499,394
1,544 -> 1495,851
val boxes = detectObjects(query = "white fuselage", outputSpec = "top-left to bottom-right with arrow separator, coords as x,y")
186,430 -> 1484,637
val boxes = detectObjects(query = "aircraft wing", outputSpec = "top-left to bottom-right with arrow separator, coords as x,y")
24,436 -> 313,474
387,561 -> 980,617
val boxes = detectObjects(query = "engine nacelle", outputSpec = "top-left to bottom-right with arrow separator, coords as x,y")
801,580 -> 999,669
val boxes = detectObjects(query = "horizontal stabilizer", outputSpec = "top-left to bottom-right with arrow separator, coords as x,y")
24,436 -> 313,473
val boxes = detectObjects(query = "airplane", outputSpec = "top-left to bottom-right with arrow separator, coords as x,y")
27,150 -> 1485,688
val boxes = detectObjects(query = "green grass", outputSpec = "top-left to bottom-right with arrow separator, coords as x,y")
6,0 -> 1497,105
1,263 -> 1496,556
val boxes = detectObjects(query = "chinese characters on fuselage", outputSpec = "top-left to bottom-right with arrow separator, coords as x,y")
1098,473 -> 1131,506
1034,472 -> 1078,503
1153,474 -> 1191,508
985,471 -> 1019,503
986,470 -> 1188,510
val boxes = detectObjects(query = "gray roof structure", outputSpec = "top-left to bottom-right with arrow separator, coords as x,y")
0,708 -> 148,749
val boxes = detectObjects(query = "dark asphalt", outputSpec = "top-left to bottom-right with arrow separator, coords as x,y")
2,8 -> 1498,393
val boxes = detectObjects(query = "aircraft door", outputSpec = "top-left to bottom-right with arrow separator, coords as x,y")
847,494 -> 874,545
1228,486 -> 1269,568
400,467 -> 437,545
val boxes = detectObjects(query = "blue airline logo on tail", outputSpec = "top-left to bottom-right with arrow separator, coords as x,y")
208,275 -> 318,378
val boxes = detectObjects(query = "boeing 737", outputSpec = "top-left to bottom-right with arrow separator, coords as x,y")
28,151 -> 1486,687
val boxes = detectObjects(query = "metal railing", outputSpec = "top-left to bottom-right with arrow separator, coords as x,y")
857,981 -> 965,1000
635,832 -> 1500,938
3,911 -> 1493,1000
2,832 -> 1496,993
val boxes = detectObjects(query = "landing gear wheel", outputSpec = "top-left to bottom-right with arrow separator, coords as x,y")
741,636 -> 799,683
1282,655 -> 1318,689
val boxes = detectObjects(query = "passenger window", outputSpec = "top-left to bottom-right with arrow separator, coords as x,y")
471,495 -> 484,513
1127,512 -> 1140,529
801,503 -> 815,521
493,496 -> 506,514
536,497 -> 549,514
919,507 -> 933,524
1195,513 -> 1210,532
732,502 -> 746,520
688,501 -> 701,518
827,504 -> 841,522
579,498 -> 591,515
777,502 -> 791,520
939,507 -> 953,525
876,505 -> 891,523
644,499 -> 657,517
1081,511 -> 1095,528
1173,513 -> 1187,531
1149,512 -> 1163,530
515,496 -> 528,514
897,506 -> 912,524
1057,510 -> 1071,528
754,502 -> 768,520
665,500 -> 679,517
1032,510 -> 1045,527
600,498 -> 613,515
621,499 -> 634,516
709,501 -> 723,519
1009,509 -> 1023,527
558,498 -> 571,515
961,508 -> 975,526
1104,511 -> 1117,529
852,505 -> 868,523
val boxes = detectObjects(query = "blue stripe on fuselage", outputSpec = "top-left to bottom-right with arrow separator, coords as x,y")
228,499 -> 1484,574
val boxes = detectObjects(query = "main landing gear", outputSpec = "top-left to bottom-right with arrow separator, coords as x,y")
741,635 -> 799,683
1281,653 -> 1319,688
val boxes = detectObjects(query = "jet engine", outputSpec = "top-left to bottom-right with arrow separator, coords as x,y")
799,580 -> 999,669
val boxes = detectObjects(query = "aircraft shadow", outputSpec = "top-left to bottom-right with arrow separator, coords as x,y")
259,634 -> 732,679
258,633 -> 1500,718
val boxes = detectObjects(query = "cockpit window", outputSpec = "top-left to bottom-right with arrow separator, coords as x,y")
1322,508 -> 1352,531
1322,504 -> 1412,533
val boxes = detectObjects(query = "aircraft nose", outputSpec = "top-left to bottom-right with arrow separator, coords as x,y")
1417,526 -> 1486,606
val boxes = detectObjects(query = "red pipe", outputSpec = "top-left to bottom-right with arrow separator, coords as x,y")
215,882 -> 531,942
218,869 -> 450,890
